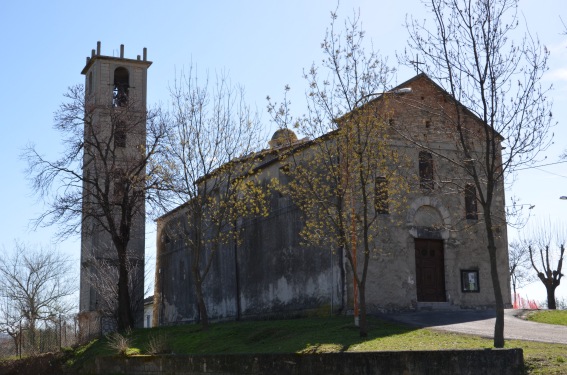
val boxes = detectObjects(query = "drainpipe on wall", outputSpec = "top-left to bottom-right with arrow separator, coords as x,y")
234,219 -> 241,320
330,246 -> 333,315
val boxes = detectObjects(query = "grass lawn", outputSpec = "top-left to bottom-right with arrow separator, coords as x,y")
526,310 -> 567,327
62,316 -> 567,374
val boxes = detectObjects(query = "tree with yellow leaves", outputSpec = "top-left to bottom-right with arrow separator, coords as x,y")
269,11 -> 411,337
156,68 -> 268,329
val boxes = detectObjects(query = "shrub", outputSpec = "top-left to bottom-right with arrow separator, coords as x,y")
106,330 -> 133,356
147,332 -> 171,355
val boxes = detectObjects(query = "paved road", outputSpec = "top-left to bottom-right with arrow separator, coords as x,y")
380,309 -> 567,344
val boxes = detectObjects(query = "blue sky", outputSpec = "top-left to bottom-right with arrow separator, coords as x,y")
1,1 -> 565,304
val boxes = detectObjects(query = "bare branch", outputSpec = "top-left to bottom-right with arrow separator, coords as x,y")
23,82 -> 169,330
403,0 -> 553,347
0,242 -> 76,352
155,67 -> 267,328
522,219 -> 565,309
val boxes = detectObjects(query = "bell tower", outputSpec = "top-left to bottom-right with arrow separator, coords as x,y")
79,42 -> 151,333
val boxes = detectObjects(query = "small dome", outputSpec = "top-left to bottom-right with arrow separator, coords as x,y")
269,128 -> 298,149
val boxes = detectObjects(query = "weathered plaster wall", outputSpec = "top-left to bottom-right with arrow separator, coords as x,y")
154,196 -> 343,325
237,203 -> 343,317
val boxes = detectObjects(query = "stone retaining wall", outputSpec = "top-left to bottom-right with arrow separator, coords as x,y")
92,349 -> 523,374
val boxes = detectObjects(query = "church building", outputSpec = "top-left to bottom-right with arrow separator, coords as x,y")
153,73 -> 512,326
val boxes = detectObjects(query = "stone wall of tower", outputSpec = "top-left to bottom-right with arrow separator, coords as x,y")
79,42 -> 151,330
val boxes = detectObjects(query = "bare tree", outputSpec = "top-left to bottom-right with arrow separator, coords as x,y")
23,85 -> 167,330
82,248 -> 150,324
508,241 -> 535,306
0,294 -> 21,356
269,11 -> 410,337
156,69 -> 268,329
0,243 -> 75,353
404,0 -> 553,347
524,221 -> 565,310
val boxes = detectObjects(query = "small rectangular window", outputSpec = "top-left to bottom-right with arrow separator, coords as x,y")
114,121 -> 126,148
464,159 -> 474,174
115,130 -> 126,148
113,171 -> 127,204
461,270 -> 480,292
465,184 -> 478,220
375,176 -> 389,214
419,151 -> 434,190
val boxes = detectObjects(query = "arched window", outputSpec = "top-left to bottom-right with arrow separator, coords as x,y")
419,151 -> 434,190
113,67 -> 129,107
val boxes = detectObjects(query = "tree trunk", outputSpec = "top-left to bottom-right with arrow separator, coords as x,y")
489,246 -> 505,348
117,248 -> 133,331
546,285 -> 557,309
29,317 -> 37,353
194,278 -> 209,330
358,283 -> 368,337
512,277 -> 517,308
10,334 -> 18,357
485,216 -> 505,348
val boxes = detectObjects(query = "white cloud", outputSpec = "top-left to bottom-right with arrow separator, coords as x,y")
545,38 -> 567,55
545,67 -> 567,82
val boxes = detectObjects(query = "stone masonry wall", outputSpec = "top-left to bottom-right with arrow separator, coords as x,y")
92,349 -> 524,375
